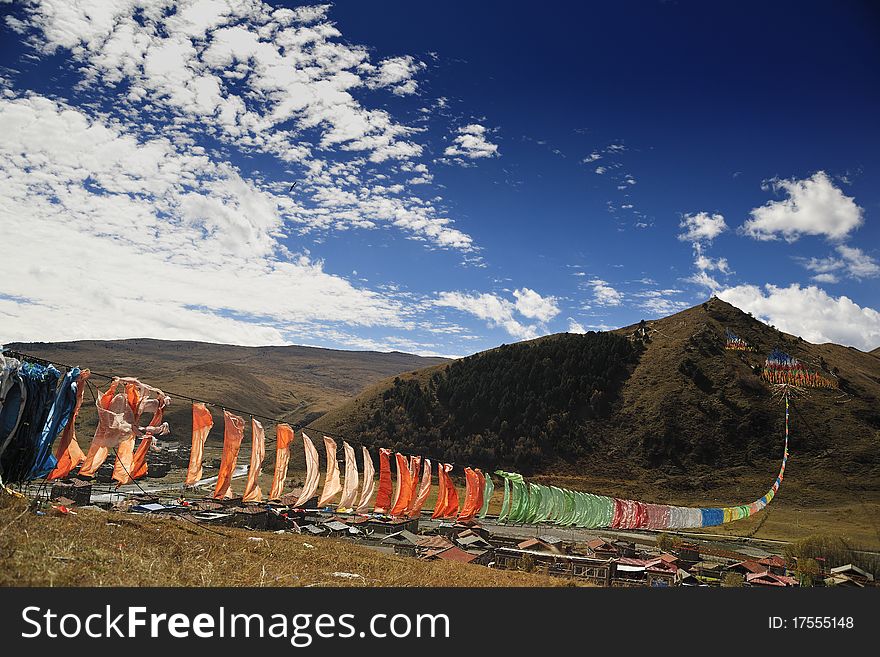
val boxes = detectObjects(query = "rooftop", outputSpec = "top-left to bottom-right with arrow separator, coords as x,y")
422,546 -> 477,564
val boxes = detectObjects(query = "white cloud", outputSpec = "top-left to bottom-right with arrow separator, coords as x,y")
435,292 -> 537,340
799,245 -> 880,282
567,318 -> 587,334
717,283 -> 880,351
640,298 -> 690,315
513,288 -> 560,322
680,218 -> 731,292
801,255 -> 843,275
443,124 -> 499,159
594,166 -> 607,175
434,286 -> 560,340
686,271 -> 722,292
589,279 -> 623,306
12,0 -> 476,253
365,55 -> 426,95
694,254 -> 730,273
0,93 -> 413,347
678,212 -> 727,242
582,152 -> 601,163
742,171 -> 863,241
836,245 -> 880,279
633,289 -> 689,316
811,273 -> 839,284
18,0 -> 423,163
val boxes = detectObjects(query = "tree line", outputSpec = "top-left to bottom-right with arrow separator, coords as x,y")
349,332 -> 641,472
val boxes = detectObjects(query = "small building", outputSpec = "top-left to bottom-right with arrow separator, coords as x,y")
613,557 -> 650,585
727,560 -> 766,576
494,547 -> 613,585
416,535 -> 455,552
322,520 -> 352,537
298,496 -> 321,510
465,548 -> 494,566
464,524 -> 493,540
677,568 -> 701,587
268,507 -> 305,530
362,516 -> 420,536
275,489 -> 306,507
131,502 -> 173,513
758,555 -> 787,576
537,534 -> 565,547
457,533 -> 493,550
487,533 -> 527,549
645,558 -> 679,587
421,546 -> 478,564
656,552 -> 680,567
676,542 -> 700,565
746,571 -> 799,587
585,538 -> 618,558
231,507 -> 269,530
50,479 -> 92,505
517,538 -> 561,554
434,522 -> 458,537
381,530 -> 421,557
692,561 -> 725,583
828,564 -> 874,585
824,574 -> 864,588
192,511 -> 233,526
192,500 -> 225,513
302,524 -> 328,536
612,540 -> 637,558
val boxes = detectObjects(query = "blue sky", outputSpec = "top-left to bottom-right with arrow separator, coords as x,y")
1,0 -> 878,355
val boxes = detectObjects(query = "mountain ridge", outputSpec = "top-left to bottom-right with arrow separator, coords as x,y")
3,338 -> 449,436
314,298 -> 880,506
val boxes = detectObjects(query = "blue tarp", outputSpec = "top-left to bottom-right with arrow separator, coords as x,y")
0,362 -> 60,483
29,367 -> 80,479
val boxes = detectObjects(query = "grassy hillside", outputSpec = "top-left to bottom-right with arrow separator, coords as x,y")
4,339 -> 448,443
0,495 -> 569,587
317,331 -> 640,471
316,298 -> 880,507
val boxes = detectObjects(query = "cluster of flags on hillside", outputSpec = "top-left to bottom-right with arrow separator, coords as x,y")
761,349 -> 837,388
725,329 -> 755,352
185,408 -> 495,521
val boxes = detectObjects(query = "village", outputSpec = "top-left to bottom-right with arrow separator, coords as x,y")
45,476 -> 874,589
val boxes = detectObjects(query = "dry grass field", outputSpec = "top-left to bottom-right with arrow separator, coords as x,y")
0,494 -> 573,588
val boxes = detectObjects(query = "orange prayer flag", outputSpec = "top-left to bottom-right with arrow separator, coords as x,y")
213,410 -> 245,499
374,448 -> 393,513
185,402 -> 214,486
48,369 -> 91,480
389,452 -> 414,516
268,424 -> 294,501
242,418 -> 265,503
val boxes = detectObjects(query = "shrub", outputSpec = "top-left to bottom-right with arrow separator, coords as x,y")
656,533 -> 677,551
721,572 -> 744,587
784,534 -> 879,578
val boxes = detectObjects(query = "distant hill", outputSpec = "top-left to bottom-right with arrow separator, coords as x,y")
316,331 -> 640,470
316,298 -> 880,504
4,339 -> 448,440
